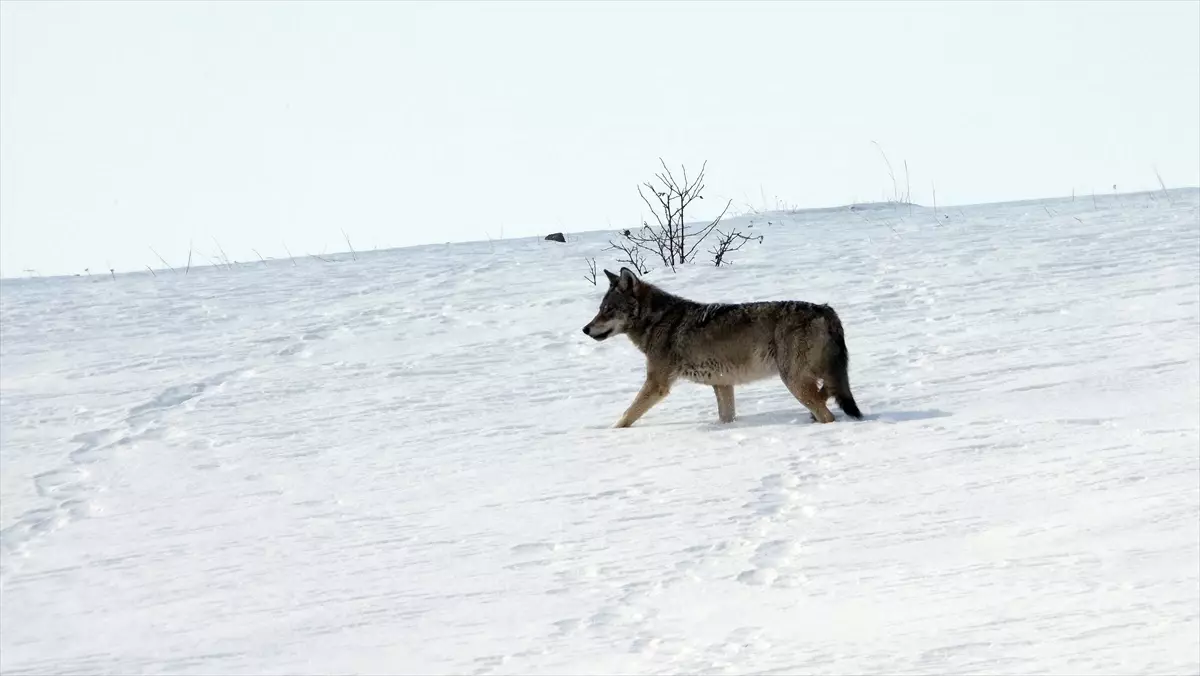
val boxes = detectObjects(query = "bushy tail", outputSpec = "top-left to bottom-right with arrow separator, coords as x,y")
819,305 -> 863,420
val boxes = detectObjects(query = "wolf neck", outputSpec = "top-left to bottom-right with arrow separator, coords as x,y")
625,282 -> 697,354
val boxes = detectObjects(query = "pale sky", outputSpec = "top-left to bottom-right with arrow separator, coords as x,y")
2,0 -> 1198,277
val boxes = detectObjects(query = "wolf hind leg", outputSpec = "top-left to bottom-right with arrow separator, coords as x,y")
615,372 -> 672,428
780,372 -> 835,424
713,385 -> 736,423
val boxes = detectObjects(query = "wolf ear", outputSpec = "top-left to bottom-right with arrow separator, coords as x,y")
604,269 -> 620,286
617,267 -> 639,291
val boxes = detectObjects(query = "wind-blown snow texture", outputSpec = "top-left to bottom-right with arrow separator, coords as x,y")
2,190 -> 1198,675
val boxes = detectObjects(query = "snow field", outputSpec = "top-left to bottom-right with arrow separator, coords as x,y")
1,190 -> 1197,674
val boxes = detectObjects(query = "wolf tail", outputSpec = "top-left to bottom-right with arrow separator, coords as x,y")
818,305 -> 864,420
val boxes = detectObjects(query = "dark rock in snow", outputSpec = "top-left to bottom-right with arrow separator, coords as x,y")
545,233 -> 566,243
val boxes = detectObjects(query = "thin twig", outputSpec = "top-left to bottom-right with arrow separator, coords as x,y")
709,229 -> 762,266
1154,168 -> 1171,204
606,239 -> 650,275
872,140 -> 898,206
683,198 -> 733,263
614,160 -> 743,270
149,247 -> 175,272
852,207 -> 898,235
212,237 -> 234,269
932,182 -> 939,225
904,159 -> 912,215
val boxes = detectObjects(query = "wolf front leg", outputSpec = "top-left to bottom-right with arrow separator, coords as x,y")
615,371 -> 672,428
713,385 -> 736,423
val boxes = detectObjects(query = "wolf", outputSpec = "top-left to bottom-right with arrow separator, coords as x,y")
582,267 -> 863,428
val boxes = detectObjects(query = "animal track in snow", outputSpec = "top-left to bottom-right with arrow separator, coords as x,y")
511,541 -> 560,555
734,468 -> 821,588
273,325 -> 337,358
745,472 -> 803,520
0,369 -> 247,579
737,538 -> 807,588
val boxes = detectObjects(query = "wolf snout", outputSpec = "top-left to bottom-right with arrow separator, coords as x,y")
582,323 -> 611,341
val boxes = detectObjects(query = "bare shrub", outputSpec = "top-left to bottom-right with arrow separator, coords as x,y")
608,238 -> 650,275
609,159 -> 749,271
710,229 -> 762,267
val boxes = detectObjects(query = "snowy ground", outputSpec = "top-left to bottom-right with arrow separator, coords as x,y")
2,189 -> 1198,675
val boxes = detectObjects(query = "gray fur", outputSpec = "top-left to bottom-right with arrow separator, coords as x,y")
583,267 -> 863,428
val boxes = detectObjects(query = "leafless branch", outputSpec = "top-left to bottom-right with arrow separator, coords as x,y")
709,229 -> 762,266
683,198 -> 733,263
622,223 -> 673,268
606,239 -> 650,275
615,159 -> 732,270
584,257 -> 598,286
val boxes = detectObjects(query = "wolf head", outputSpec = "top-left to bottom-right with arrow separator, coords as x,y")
582,267 -> 642,341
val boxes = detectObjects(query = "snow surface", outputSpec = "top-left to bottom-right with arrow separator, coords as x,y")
2,190 -> 1198,675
